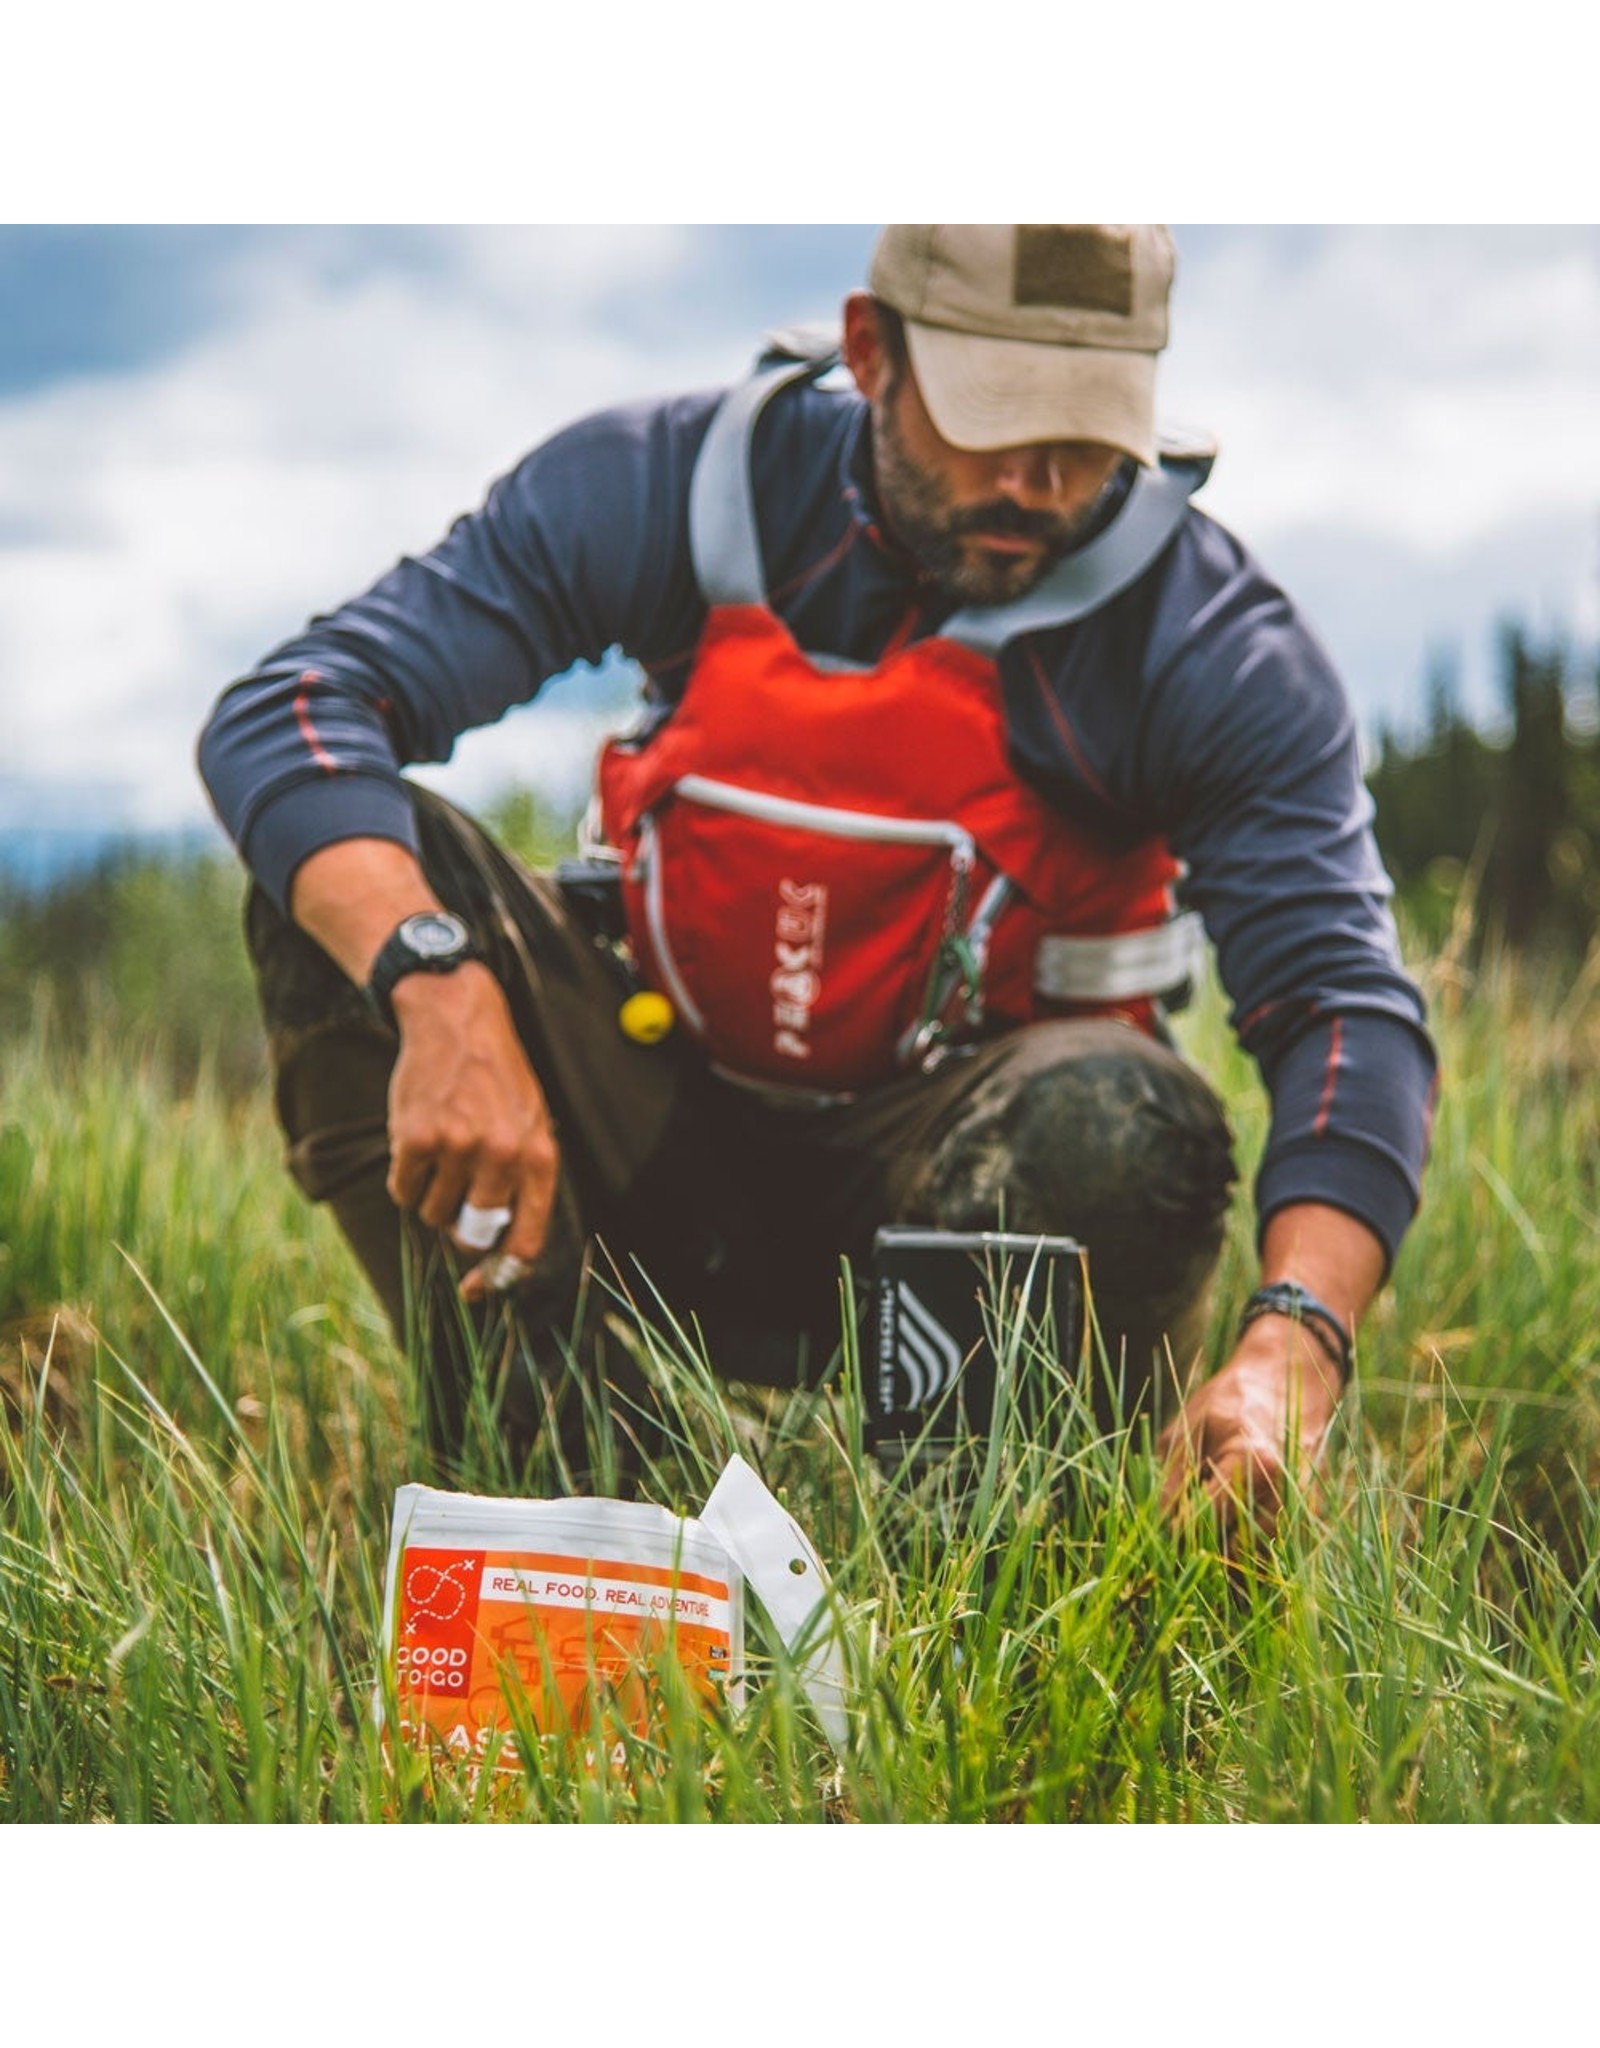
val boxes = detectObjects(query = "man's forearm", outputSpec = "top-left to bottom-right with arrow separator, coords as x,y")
288,836 -> 451,986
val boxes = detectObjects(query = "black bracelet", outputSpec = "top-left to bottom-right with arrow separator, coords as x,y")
1238,1281 -> 1354,1383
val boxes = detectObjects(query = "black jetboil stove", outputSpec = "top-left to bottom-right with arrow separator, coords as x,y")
868,1226 -> 1085,1475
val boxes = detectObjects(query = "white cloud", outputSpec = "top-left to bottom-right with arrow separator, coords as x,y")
1163,228 -> 1600,564
0,228 -> 738,830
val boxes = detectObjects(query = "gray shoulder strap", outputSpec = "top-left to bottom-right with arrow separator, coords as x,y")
689,340 -> 840,606
938,450 -> 1211,657
691,344 -> 1212,639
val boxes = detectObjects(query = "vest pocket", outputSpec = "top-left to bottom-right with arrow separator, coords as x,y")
626,777 -> 1003,1092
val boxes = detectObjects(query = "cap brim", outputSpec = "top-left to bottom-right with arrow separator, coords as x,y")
904,320 -> 1158,466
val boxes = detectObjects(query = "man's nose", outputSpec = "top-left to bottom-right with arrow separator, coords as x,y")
988,442 -> 1062,506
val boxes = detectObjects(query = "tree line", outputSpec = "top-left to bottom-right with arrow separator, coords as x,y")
1367,622 -> 1600,961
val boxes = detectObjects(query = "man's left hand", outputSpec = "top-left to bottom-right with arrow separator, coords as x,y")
1158,1202 -> 1383,1545
1156,1319 -> 1344,1545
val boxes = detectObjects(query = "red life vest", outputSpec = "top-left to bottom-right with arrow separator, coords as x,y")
596,344 -> 1209,1098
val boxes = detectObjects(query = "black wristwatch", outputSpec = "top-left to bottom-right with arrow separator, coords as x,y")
363,911 -> 486,1029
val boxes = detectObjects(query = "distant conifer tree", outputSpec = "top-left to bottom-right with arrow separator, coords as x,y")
1369,620 -> 1599,961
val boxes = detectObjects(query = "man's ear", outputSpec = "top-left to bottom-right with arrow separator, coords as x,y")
842,291 -> 892,404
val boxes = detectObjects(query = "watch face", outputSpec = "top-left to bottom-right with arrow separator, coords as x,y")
399,911 -> 469,958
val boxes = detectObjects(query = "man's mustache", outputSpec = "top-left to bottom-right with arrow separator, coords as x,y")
947,500 -> 1079,545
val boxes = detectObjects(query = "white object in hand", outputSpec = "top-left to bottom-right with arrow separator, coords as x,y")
479,1251 -> 535,1293
455,1202 -> 513,1251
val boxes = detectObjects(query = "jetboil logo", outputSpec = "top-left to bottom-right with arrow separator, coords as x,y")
771,879 -> 827,1061
883,1281 -> 964,1412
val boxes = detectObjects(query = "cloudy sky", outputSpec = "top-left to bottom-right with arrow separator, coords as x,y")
2,224 -> 1597,870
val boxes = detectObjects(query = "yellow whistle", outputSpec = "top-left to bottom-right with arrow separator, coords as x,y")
618,989 -> 675,1044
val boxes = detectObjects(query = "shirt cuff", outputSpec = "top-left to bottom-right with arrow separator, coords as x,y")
242,772 -> 421,912
1255,1135 -> 1420,1278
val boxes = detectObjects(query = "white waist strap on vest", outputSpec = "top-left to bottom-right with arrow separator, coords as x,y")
686,331 -> 1213,1011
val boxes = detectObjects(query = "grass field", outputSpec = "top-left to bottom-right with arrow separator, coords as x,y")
2,881 -> 1597,1824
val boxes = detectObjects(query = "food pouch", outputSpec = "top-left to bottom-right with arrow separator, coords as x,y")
381,1456 -> 845,1770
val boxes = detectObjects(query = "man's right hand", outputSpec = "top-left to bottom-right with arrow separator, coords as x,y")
287,835 -> 559,1297
388,962 -> 560,1299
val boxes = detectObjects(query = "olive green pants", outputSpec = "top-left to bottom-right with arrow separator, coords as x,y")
247,790 -> 1237,1485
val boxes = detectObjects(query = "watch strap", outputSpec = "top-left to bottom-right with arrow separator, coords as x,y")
364,914 -> 486,1029
1238,1281 -> 1354,1383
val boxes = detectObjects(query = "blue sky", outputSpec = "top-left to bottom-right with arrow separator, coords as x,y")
2,225 -> 1597,863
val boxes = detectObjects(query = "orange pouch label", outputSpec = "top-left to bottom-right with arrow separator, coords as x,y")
382,1489 -> 742,1771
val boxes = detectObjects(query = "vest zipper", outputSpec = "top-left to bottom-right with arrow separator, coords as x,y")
674,774 -> 978,855
635,811 -> 708,1033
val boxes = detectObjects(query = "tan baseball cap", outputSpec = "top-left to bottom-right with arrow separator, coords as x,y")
868,224 -> 1175,465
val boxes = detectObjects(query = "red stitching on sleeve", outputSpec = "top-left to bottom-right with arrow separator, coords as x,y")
293,669 -> 338,772
1312,1016 -> 1344,1136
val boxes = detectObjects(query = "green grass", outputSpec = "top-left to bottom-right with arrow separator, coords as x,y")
2,915 -> 1597,1823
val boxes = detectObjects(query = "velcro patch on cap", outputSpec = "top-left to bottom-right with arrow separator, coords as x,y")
1014,226 -> 1134,315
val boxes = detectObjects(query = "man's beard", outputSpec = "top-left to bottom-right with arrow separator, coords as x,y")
872,399 -> 1116,607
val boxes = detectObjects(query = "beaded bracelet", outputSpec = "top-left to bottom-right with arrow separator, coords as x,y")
1238,1281 -> 1353,1383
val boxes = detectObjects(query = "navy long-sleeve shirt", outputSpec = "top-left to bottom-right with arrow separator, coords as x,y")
199,369 -> 1437,1269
